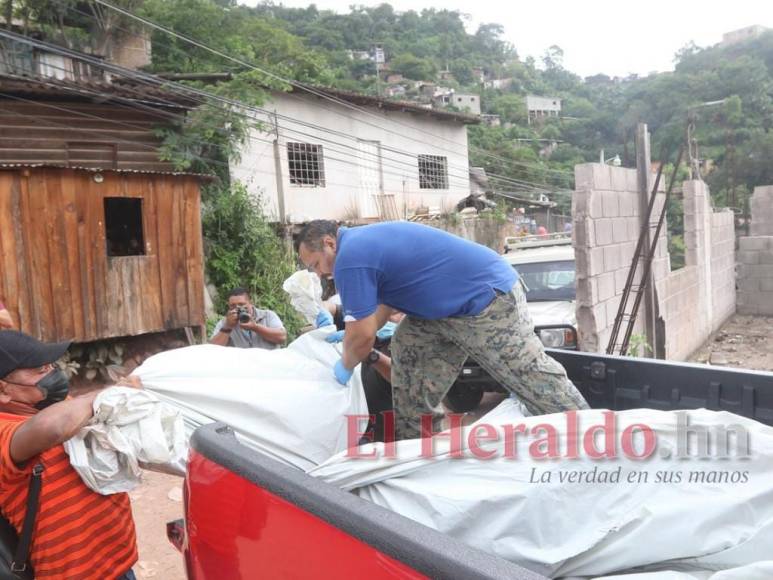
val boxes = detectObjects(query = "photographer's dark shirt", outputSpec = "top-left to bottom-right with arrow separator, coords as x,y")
211,306 -> 284,349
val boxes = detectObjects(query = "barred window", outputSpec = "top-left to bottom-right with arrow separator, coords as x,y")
418,154 -> 448,189
287,142 -> 325,187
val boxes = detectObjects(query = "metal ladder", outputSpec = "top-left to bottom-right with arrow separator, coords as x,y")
606,145 -> 684,356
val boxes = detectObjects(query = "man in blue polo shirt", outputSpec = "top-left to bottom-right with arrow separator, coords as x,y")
297,220 -> 588,440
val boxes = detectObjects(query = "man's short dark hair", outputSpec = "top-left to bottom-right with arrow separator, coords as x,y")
296,220 -> 339,252
228,287 -> 250,299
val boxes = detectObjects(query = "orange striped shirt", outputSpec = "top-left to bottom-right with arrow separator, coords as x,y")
0,413 -> 137,579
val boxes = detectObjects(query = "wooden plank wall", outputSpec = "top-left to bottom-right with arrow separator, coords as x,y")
0,101 -> 181,173
0,167 -> 205,342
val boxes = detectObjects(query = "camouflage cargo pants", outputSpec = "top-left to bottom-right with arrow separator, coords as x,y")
390,282 -> 589,440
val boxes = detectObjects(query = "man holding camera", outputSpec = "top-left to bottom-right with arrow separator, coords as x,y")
210,287 -> 287,349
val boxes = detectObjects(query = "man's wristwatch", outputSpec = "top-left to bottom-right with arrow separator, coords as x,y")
364,350 -> 380,366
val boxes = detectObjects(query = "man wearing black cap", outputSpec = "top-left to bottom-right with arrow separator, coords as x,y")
0,330 -> 138,580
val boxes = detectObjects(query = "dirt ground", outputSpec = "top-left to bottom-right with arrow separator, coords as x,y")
129,471 -> 186,579
689,314 -> 773,371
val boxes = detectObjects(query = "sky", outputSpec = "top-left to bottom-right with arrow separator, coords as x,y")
243,0 -> 771,78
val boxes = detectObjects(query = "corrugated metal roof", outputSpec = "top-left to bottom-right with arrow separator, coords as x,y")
294,85 -> 481,125
0,162 -> 214,180
0,74 -> 197,109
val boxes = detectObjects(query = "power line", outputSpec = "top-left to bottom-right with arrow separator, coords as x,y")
0,30 -> 574,203
2,19 -> 571,195
0,35 -> 567,198
87,0 -> 575,182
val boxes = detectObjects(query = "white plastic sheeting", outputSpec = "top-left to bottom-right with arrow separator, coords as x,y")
282,270 -> 325,325
133,329 -> 368,471
591,561 -> 773,579
63,387 -> 187,494
310,399 -> 773,579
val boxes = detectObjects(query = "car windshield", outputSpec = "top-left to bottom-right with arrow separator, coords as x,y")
513,260 -> 576,302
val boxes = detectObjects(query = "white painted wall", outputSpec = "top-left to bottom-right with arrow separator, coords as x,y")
453,93 -> 481,115
526,95 -> 562,113
230,92 -> 472,223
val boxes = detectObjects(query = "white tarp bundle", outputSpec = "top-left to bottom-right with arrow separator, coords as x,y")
282,270 -> 325,325
63,387 -> 188,494
591,561 -> 773,579
133,329 -> 368,471
309,399 -> 773,579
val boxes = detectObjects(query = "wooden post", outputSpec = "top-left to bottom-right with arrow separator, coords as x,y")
635,123 -> 657,357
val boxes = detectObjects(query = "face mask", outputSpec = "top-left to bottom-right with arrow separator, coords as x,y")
33,368 -> 70,410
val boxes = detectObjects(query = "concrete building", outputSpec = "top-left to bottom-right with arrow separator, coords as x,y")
484,78 -> 513,90
451,93 -> 481,115
526,95 -> 561,124
720,25 -> 769,47
230,86 -> 479,223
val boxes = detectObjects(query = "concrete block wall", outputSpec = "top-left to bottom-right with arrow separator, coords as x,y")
736,236 -> 773,315
711,209 -> 737,326
738,185 -> 773,315
573,165 -> 736,360
573,164 -> 667,352
750,186 -> 773,236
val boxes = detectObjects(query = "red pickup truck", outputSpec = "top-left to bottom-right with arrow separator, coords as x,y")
167,349 -> 773,579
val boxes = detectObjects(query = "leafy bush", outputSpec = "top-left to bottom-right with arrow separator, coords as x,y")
202,182 -> 304,339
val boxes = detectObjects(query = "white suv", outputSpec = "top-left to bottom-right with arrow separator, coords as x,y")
503,234 -> 577,349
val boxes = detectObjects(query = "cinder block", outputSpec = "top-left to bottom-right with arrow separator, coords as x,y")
620,243 -> 637,268
746,292 -> 773,313
626,170 -> 641,194
601,192 -> 619,218
738,251 -> 760,265
575,164 -> 599,191
739,237 -> 772,251
760,279 -> 773,292
589,247 -> 606,277
573,218 -> 590,248
627,217 -> 641,241
589,192 -> 604,219
610,167 -> 629,192
605,299 -> 622,329
683,213 -> 697,233
595,219 -> 614,246
612,218 -> 629,243
737,278 -> 759,293
572,191 -> 589,216
737,302 -> 759,316
597,272 -> 616,302
575,277 -> 594,306
759,252 -> 773,265
618,192 -> 634,217
749,265 -> 773,278
614,267 -> 629,294
593,303 -> 607,332
653,257 -> 670,280
603,245 -> 621,271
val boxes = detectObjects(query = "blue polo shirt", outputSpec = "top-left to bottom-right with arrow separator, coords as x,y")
334,222 -> 517,321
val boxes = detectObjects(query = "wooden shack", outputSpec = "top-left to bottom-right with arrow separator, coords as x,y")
0,66 -> 207,343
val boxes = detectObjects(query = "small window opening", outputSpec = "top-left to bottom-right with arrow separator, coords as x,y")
104,197 -> 145,257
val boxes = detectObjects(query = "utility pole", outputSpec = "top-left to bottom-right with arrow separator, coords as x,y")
271,111 -> 286,225
373,43 -> 384,96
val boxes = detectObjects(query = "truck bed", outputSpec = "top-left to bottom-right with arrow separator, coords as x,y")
176,350 -> 773,579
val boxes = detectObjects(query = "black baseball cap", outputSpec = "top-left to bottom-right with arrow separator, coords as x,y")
0,331 -> 71,379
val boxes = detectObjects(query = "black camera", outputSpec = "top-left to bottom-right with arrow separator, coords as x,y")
235,306 -> 252,324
